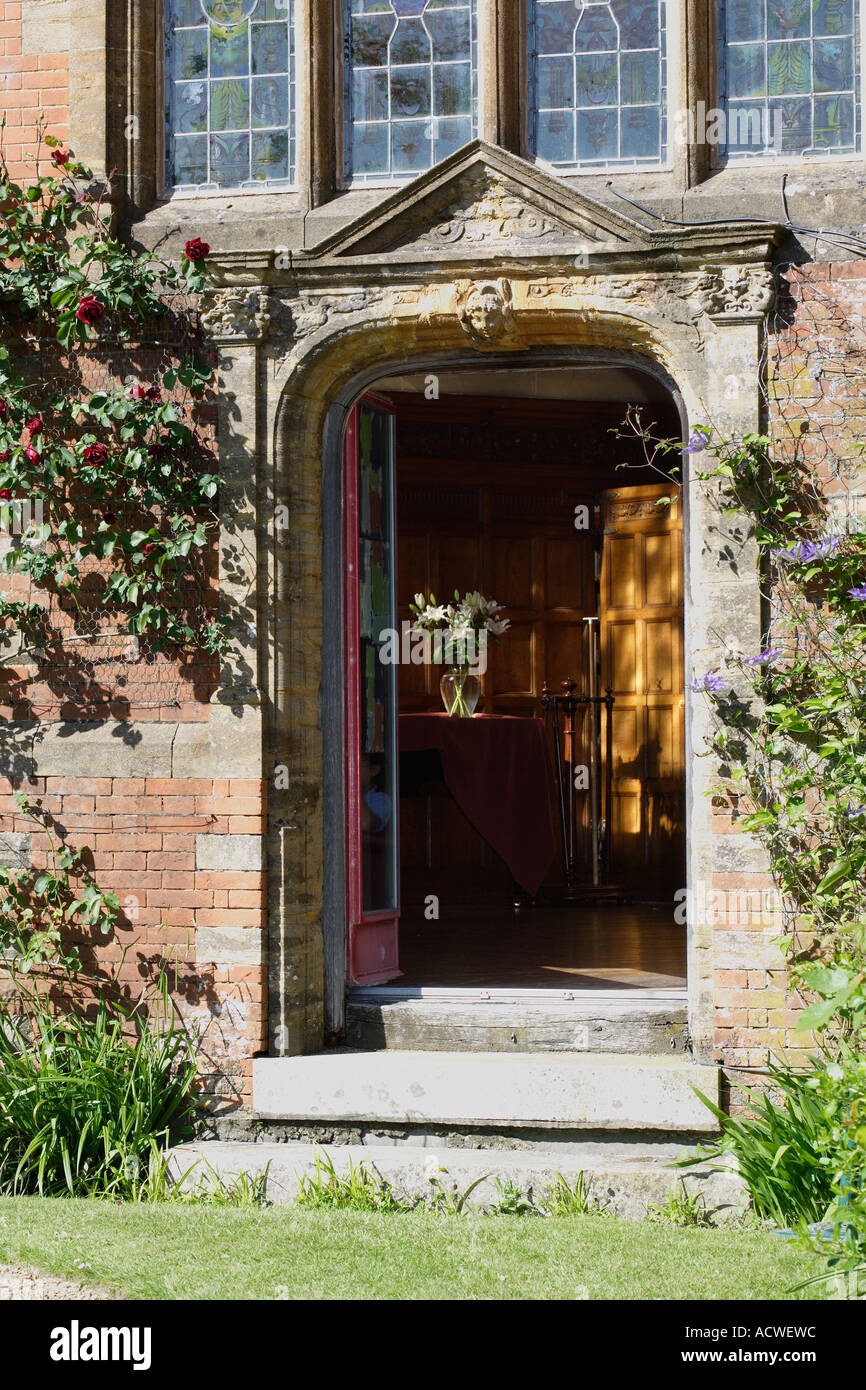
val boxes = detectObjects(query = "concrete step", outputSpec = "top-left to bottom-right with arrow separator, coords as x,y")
252,1050 -> 720,1134
346,989 -> 688,1054
168,1139 -> 746,1222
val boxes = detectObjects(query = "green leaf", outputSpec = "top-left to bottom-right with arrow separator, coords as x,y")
816,858 -> 854,894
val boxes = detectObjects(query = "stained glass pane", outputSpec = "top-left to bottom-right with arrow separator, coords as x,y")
251,74 -> 289,127
210,23 -> 249,76
530,1 -> 668,170
210,131 -> 249,182
174,134 -> 209,182
175,81 -> 209,132
356,402 -> 398,917
167,0 -> 296,189
344,0 -> 477,182
720,0 -> 862,157
210,78 -> 250,129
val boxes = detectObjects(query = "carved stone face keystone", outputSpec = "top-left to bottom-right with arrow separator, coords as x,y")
455,278 -> 514,343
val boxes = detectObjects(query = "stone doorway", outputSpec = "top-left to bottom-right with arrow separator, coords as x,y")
260,144 -> 775,1060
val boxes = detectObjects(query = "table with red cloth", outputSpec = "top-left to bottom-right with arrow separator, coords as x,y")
398,712 -> 557,897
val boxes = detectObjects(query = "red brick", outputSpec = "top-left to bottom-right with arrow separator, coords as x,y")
228,890 -> 265,908
196,871 -> 264,891
195,910 -> 265,929
146,852 -> 195,871
147,891 -> 213,909
228,817 -> 263,834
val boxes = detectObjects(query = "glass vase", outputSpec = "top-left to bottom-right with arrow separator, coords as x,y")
440,666 -> 480,718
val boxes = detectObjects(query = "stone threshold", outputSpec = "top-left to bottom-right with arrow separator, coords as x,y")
345,990 -> 689,1055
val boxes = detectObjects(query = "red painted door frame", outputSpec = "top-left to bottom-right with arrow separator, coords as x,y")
343,397 -> 401,985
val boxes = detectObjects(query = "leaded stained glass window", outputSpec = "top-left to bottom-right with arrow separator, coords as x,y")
167,0 -> 296,190
529,1 -> 668,170
344,0 -> 478,183
720,0 -> 862,158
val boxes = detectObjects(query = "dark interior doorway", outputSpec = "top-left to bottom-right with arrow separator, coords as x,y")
349,365 -> 688,992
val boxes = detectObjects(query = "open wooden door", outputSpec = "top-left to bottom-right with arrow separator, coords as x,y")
344,397 -> 402,984
600,483 -> 685,893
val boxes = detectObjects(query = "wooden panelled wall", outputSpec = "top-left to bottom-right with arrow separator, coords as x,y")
391,393 -> 685,901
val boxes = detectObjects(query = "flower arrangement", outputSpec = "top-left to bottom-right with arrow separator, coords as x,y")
409,589 -> 510,716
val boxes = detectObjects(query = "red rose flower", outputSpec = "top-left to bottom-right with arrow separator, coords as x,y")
24,445 -> 39,464
0,451 -> 10,463
147,386 -> 161,401
102,510 -> 117,524
126,384 -> 148,400
51,149 -> 70,167
0,488 -> 10,500
75,296 -> 105,325
26,416 -> 43,437
148,443 -> 166,460
142,543 -> 156,555
0,399 -> 7,418
83,443 -> 109,465
184,238 -> 210,263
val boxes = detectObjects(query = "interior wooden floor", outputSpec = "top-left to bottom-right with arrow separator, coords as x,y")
396,902 -> 686,990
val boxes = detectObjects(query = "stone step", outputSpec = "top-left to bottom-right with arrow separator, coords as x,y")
168,1140 -> 746,1222
252,1050 -> 720,1133
346,989 -> 688,1054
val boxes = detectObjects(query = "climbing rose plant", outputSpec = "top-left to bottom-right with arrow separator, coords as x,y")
0,132 -> 226,660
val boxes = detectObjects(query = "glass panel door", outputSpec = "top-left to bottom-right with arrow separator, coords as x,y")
344,397 -> 401,984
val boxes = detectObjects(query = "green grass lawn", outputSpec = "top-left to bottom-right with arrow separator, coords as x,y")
0,1197 -> 827,1300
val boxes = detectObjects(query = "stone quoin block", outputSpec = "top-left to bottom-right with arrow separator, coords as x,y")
196,834 -> 264,873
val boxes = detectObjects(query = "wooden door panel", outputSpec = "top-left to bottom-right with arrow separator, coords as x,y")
545,535 -> 587,609
601,485 -> 685,894
611,706 -> 639,771
609,623 -> 638,693
491,624 -> 533,696
397,531 -> 429,603
436,535 -> 481,596
645,532 -> 675,606
645,619 -> 674,692
607,536 -> 637,610
492,534 -> 533,607
646,707 -> 675,777
545,623 -> 584,689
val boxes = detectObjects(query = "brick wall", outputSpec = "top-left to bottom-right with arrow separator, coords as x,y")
0,3 -> 68,182
0,3 -> 255,1104
713,260 -> 866,1107
0,772 -> 267,1107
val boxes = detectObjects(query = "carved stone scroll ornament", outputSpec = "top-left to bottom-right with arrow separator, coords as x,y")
695,267 -> 775,321
199,287 -> 272,343
454,278 -> 516,344
421,177 -> 567,247
266,288 -> 386,351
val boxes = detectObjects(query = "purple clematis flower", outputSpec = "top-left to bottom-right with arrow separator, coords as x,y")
692,670 -> 727,694
771,536 -> 842,564
843,803 -> 866,819
684,428 -> 711,455
743,647 -> 783,666
848,584 -> 866,600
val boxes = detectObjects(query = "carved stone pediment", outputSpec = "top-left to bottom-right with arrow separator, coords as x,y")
308,140 -> 656,262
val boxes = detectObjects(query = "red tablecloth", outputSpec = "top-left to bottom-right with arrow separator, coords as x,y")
398,713 -> 557,896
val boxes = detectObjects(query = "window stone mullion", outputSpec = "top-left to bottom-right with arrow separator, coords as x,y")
479,0 -> 523,152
